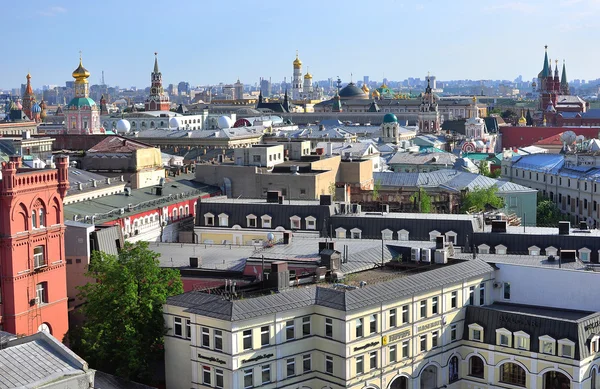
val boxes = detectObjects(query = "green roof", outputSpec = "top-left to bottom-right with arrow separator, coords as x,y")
67,97 -> 96,109
383,113 -> 398,123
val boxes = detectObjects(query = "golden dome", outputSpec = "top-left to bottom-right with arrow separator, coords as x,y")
293,52 -> 302,69
361,84 -> 370,93
380,83 -> 388,89
472,96 -> 477,103
304,72 -> 312,80
518,115 -> 526,124
372,90 -> 381,98
72,56 -> 90,82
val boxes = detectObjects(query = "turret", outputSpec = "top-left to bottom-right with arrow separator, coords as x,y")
54,155 -> 70,198
560,60 -> 569,95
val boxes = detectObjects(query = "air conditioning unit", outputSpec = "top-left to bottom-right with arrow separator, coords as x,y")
119,208 -> 125,215
434,249 -> 448,264
410,248 -> 420,262
421,249 -> 432,263
493,282 -> 502,288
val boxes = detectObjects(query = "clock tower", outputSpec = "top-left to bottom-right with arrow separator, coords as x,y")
144,53 -> 171,111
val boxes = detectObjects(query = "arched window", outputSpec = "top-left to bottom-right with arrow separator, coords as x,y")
420,365 -> 437,389
449,356 -> 459,383
39,209 -> 45,227
591,367 -> 597,389
173,208 -> 178,219
469,356 -> 484,378
390,376 -> 408,389
499,363 -> 526,387
31,210 -> 37,229
543,371 -> 570,389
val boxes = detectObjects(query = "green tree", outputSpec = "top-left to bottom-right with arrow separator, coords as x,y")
328,182 -> 336,201
409,187 -> 432,213
68,241 -> 183,384
372,179 -> 382,201
460,186 -> 505,213
479,161 -> 490,177
537,199 -> 567,226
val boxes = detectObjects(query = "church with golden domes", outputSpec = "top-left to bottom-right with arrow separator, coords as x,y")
65,55 -> 102,134
291,51 -> 324,101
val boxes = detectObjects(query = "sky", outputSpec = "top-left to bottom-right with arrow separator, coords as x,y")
3,0 -> 600,90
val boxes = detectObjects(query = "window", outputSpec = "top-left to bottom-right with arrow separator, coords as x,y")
369,314 -> 377,334
32,210 -> 37,228
286,320 -> 295,341
246,214 -> 257,228
356,355 -> 364,374
479,282 -> 485,306
335,227 -> 346,238
325,355 -> 333,374
420,300 -> 427,318
402,305 -> 409,323
381,229 -> 393,240
580,248 -> 591,262
451,291 -> 458,308
243,368 -> 253,389
445,231 -> 457,244
450,325 -> 457,341
592,368 -> 597,389
302,316 -> 311,336
420,334 -> 427,352
261,215 -> 271,228
514,331 -> 529,350
499,363 -> 526,387
351,228 -> 362,239
478,244 -> 490,254
303,354 -> 311,373
325,318 -> 333,338
218,213 -> 228,227
253,155 -> 261,162
204,213 -> 215,226
260,326 -> 269,346
214,330 -> 223,351
402,340 -> 409,358
306,216 -> 316,230
286,357 -> 295,377
389,309 -> 397,328
202,327 -> 210,347
389,344 -> 397,363
185,319 -> 191,340
290,216 -> 301,229
33,246 -> 46,268
356,318 -> 364,338
528,246 -> 540,256
243,329 -> 252,350
215,369 -> 224,388
469,323 -> 483,342
503,282 -> 511,300
539,336 -> 555,355
432,297 -> 438,314
449,356 -> 459,383
398,229 -> 409,241
497,328 -> 511,347
261,365 -> 270,384
495,244 -> 507,255
366,351 -> 376,370
469,356 -> 485,378
432,331 -> 439,348
559,339 -> 575,358
39,209 -> 45,227
173,317 -> 182,337
203,366 -> 211,385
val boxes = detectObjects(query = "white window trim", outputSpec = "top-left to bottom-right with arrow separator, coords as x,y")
335,227 -> 346,239
445,231 -> 457,244
579,247 -> 591,262
496,328 -> 512,347
246,214 -> 257,228
514,330 -> 530,350
478,244 -> 490,254
545,246 -> 558,256
290,215 -> 301,230
350,228 -> 362,239
429,230 -> 440,241
495,244 -> 507,255
305,216 -> 316,230
539,335 -> 556,355
204,212 -> 215,226
468,323 -> 483,342
558,338 -> 575,358
261,215 -> 272,228
218,213 -> 229,227
381,229 -> 393,240
398,229 -> 409,241
528,245 -> 540,256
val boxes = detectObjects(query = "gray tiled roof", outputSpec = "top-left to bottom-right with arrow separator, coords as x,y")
388,151 -> 457,166
0,332 -> 88,389
168,258 -> 493,320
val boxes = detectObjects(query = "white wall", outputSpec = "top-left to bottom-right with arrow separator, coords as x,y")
492,263 -> 600,311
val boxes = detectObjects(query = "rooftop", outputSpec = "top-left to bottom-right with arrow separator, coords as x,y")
87,136 -> 155,153
482,302 -> 594,322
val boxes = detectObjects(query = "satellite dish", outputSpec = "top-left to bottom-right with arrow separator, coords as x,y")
267,232 -> 275,241
561,131 -> 576,145
576,134 -> 585,142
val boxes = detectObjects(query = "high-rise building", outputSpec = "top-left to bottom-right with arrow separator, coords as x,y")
0,155 -> 70,340
363,76 -> 369,86
260,78 -> 272,98
145,53 -> 171,111
234,79 -> 244,100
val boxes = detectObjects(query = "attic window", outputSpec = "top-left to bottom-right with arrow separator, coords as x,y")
335,227 -> 346,239
398,230 -> 409,241
528,246 -> 540,256
381,229 -> 393,240
261,215 -> 272,228
350,228 -> 362,239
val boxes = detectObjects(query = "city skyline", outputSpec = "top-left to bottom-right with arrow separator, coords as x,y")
3,0 -> 600,90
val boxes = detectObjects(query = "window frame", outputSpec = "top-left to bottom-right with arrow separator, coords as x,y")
325,355 -> 334,374
469,323 -> 483,342
389,308 -> 397,328
261,364 -> 271,384
325,318 -> 333,338
302,353 -> 311,373
356,318 -> 364,338
260,326 -> 269,347
356,355 -> 364,374
369,351 -> 377,370
173,317 -> 183,337
285,320 -> 295,341
302,316 -> 311,337
242,329 -> 253,350
286,357 -> 295,377
469,356 -> 485,379
243,368 -> 253,389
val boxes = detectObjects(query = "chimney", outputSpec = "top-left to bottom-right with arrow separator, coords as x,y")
9,155 -> 22,168
54,155 -> 70,198
270,261 -> 290,292
558,221 -> 570,235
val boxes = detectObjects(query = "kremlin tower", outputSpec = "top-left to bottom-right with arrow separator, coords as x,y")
144,53 -> 170,111
65,55 -> 101,134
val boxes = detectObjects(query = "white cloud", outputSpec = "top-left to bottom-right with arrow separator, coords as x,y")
485,2 -> 538,13
38,6 -> 67,17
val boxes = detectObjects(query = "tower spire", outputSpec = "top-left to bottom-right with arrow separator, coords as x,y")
541,45 -> 549,78
154,52 -> 159,73
561,59 -> 569,95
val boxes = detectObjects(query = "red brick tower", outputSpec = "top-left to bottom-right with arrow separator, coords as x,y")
22,73 -> 36,120
144,53 -> 170,111
0,155 -> 70,340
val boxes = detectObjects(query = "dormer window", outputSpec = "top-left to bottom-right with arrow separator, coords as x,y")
579,247 -> 591,262
468,323 -> 483,342
261,215 -> 272,228
305,216 -> 316,230
478,244 -> 490,254
290,216 -> 301,230
445,231 -> 457,245
350,228 -> 362,239
335,227 -> 346,239
429,230 -> 440,241
514,331 -> 530,350
589,335 -> 600,355
218,213 -> 228,227
545,246 -> 558,257
558,338 -> 575,358
204,213 -> 214,226
539,335 -> 556,355
528,246 -> 540,256
246,214 -> 257,228
496,328 -> 512,347
381,229 -> 393,240
398,229 -> 409,241
495,245 -> 507,255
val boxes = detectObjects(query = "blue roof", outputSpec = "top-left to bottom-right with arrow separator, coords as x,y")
583,109 -> 600,119
511,154 -> 565,174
